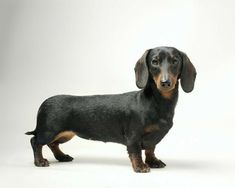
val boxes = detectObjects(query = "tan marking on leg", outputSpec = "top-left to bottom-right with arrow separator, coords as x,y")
50,131 -> 75,144
145,148 -> 166,168
144,124 -> 160,134
48,143 -> 65,157
145,149 -> 156,161
34,144 -> 49,167
129,153 -> 150,173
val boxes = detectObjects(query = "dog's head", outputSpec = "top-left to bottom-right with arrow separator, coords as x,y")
135,47 -> 196,93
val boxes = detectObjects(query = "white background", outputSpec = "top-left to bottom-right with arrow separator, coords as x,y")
1,0 -> 235,187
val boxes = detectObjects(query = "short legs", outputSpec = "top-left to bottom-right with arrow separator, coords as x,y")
30,131 -> 75,166
30,137 -> 49,167
145,148 -> 166,168
128,143 -> 166,172
47,143 -> 73,162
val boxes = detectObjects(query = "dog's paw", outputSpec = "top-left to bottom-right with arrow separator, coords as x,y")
133,163 -> 150,173
56,154 -> 74,162
146,158 -> 166,168
34,158 -> 49,167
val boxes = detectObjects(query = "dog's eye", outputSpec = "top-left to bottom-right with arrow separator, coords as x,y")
172,58 -> 178,65
151,59 -> 159,66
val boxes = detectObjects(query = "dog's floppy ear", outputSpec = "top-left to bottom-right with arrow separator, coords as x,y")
134,49 -> 150,89
179,51 -> 197,93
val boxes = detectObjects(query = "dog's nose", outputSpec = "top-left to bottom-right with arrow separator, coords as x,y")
160,80 -> 171,88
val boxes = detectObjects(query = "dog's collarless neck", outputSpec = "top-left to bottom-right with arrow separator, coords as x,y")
142,81 -> 179,118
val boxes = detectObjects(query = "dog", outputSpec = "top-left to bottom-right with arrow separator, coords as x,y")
26,46 -> 196,173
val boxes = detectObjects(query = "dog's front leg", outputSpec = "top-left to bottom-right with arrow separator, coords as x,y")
145,147 -> 166,168
127,143 -> 150,173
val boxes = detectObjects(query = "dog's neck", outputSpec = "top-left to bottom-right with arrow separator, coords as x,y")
143,80 -> 179,120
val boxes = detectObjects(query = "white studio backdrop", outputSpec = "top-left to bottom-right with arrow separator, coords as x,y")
0,0 -> 235,187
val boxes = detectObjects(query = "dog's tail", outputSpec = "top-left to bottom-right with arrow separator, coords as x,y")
25,130 -> 36,135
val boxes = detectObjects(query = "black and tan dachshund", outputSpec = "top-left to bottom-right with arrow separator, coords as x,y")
26,46 -> 196,173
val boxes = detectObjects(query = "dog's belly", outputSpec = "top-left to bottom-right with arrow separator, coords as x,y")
71,120 -> 126,145
75,130 -> 126,145
68,106 -> 129,145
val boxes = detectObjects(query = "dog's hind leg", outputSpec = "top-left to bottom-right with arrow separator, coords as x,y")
48,143 -> 73,162
47,131 -> 75,162
30,137 -> 49,167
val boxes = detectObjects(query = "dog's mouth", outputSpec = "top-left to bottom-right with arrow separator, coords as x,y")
157,85 -> 175,92
156,84 -> 176,99
153,76 -> 176,92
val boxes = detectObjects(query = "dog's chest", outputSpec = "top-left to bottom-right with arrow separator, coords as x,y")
142,118 -> 173,144
144,119 -> 172,133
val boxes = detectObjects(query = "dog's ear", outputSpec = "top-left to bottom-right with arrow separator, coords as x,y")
134,49 -> 150,89
179,51 -> 197,93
